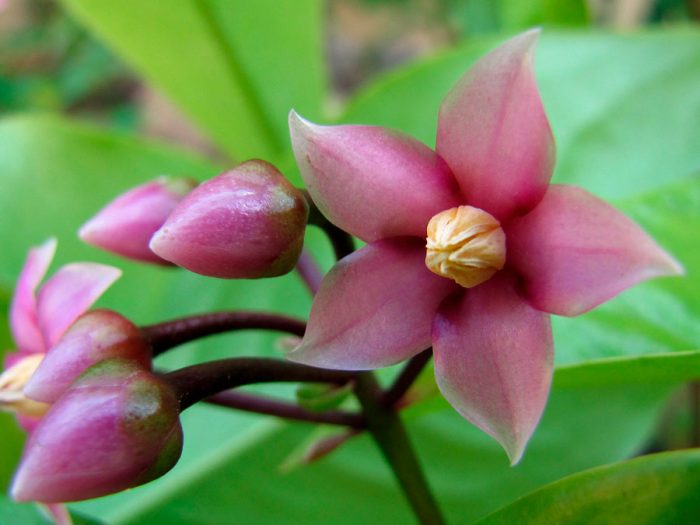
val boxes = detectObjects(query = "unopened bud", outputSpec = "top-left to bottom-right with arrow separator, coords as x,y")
80,177 -> 197,265
12,359 -> 182,503
150,160 -> 308,279
25,310 -> 151,404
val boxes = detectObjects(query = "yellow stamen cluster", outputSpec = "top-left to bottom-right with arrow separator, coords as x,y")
426,205 -> 506,288
0,354 -> 50,418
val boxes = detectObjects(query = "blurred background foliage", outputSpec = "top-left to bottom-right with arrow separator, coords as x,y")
1,0 -> 699,523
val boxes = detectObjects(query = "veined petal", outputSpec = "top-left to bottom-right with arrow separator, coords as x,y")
9,239 -> 56,354
37,263 -> 122,347
508,185 -> 684,317
436,29 -> 555,221
290,111 -> 462,243
433,272 -> 553,464
287,238 -> 456,369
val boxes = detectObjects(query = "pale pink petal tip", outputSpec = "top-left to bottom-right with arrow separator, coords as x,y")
289,110 -> 461,243
10,238 -> 57,354
436,29 -> 554,222
36,263 -> 122,348
432,273 -> 553,465
508,185 -> 685,317
79,178 -> 196,266
287,239 -> 456,370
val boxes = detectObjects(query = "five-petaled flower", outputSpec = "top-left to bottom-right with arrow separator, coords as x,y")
0,238 -> 121,432
287,30 -> 683,463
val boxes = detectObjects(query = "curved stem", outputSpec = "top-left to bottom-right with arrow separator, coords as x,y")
382,349 -> 433,409
354,372 -> 445,525
206,390 -> 364,429
164,357 -> 355,411
303,190 -> 355,260
296,249 -> 324,295
142,311 -> 306,356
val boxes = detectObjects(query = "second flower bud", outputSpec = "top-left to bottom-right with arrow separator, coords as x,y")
150,160 -> 308,279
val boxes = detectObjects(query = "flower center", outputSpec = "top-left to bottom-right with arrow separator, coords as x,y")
0,354 -> 50,418
425,205 -> 506,288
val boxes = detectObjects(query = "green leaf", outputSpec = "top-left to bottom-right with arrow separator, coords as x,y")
60,0 -> 327,161
71,382 -> 676,524
0,495 -> 103,525
475,450 -> 700,525
500,0 -> 590,28
555,350 -> 700,388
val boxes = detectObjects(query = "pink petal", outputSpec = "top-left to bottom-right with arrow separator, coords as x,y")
287,238 -> 456,369
289,111 -> 462,243
507,185 -> 684,317
436,29 -> 555,222
432,272 -> 553,464
79,177 -> 196,265
37,264 -> 121,348
9,239 -> 57,354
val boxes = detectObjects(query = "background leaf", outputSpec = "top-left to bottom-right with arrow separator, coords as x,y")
475,450 -> 700,525
60,0 -> 327,161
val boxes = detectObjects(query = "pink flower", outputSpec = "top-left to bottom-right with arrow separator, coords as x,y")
287,30 -> 683,463
0,239 -> 121,431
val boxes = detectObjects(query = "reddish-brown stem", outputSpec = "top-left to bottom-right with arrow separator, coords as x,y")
382,349 -> 433,409
141,311 -> 306,356
206,390 -> 364,429
164,357 -> 356,411
296,249 -> 324,295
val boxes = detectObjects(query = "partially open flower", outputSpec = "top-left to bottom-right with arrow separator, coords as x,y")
12,359 -> 183,503
25,309 -> 151,404
80,177 -> 197,265
150,160 -> 308,279
287,30 -> 683,463
0,239 -> 121,431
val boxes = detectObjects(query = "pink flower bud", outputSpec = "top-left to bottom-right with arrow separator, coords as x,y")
12,359 -> 182,503
25,310 -> 151,404
150,160 -> 308,279
80,177 -> 197,265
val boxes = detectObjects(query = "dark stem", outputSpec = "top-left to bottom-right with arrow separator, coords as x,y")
303,190 -> 355,260
164,357 -> 355,411
206,390 -> 364,429
691,382 -> 700,447
354,372 -> 445,525
141,311 -> 306,356
382,349 -> 433,409
296,249 -> 323,295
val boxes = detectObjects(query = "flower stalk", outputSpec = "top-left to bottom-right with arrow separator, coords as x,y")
141,311 -> 307,356
354,372 -> 445,525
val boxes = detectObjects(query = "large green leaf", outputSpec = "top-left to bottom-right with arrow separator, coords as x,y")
475,450 -> 700,524
70,379 -> 677,524
60,0 -> 327,161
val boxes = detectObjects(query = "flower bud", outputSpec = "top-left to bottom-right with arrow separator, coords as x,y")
25,310 -> 151,404
12,359 -> 182,503
80,177 -> 197,265
150,160 -> 308,279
